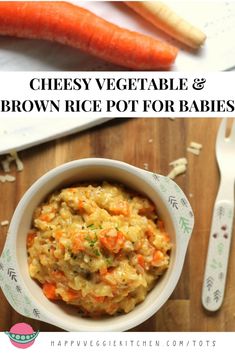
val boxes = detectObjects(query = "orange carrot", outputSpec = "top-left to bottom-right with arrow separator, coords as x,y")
151,250 -> 164,266
92,295 -> 105,303
100,229 -> 126,253
26,231 -> 37,248
65,289 -> 81,301
99,267 -> 108,276
100,268 -> 115,285
77,200 -> 84,212
39,213 -> 52,222
72,234 -> 85,252
54,230 -> 63,240
145,226 -> 154,241
162,233 -> 170,243
0,1 -> 177,69
59,243 -> 65,252
137,254 -> 145,268
42,282 -> 58,300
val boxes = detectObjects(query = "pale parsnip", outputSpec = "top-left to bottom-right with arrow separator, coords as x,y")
125,1 -> 206,49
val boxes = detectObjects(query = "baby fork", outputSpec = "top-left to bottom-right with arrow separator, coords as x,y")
202,118 -> 235,311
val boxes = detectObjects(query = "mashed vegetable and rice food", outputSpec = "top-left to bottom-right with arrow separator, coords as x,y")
27,182 -> 172,317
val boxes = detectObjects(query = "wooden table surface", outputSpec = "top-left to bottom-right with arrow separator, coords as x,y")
0,118 -> 235,332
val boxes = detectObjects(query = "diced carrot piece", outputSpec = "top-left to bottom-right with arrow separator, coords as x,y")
26,231 -> 37,248
77,200 -> 84,211
92,295 -> 105,303
54,230 -> 63,240
39,213 -> 52,222
99,267 -> 108,276
163,233 -> 170,242
151,250 -> 164,266
100,229 -> 126,253
72,234 -> 85,252
59,243 -> 65,251
65,289 -> 81,301
42,282 -> 58,300
145,226 -> 155,241
137,254 -> 145,268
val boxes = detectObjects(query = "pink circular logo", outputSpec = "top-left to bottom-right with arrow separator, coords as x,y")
5,323 -> 39,349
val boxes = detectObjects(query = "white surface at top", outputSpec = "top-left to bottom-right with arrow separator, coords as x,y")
0,1 -> 234,71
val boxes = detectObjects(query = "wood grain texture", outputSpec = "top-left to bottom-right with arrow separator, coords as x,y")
0,118 -> 235,332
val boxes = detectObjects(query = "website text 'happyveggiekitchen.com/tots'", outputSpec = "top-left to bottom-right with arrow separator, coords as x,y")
49,338 -> 217,349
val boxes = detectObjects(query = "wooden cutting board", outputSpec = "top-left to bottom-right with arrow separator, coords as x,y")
0,118 -> 235,332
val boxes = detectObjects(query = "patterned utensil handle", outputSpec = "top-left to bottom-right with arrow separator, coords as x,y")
202,200 -> 234,311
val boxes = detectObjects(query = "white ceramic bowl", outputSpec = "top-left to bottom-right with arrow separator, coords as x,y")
0,158 -> 194,331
